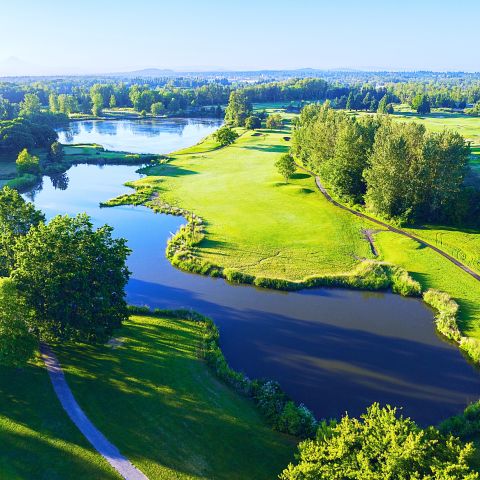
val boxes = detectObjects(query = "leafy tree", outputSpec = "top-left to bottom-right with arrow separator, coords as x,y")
0,186 -> 44,276
377,94 -> 393,114
151,102 -> 165,115
364,121 -> 427,221
213,126 -> 239,146
346,91 -> 354,110
281,403 -> 479,480
420,129 -> 470,221
16,148 -> 40,175
19,93 -> 42,117
321,118 -> 371,203
91,93 -> 103,116
109,94 -> 117,108
245,115 -> 261,130
265,113 -> 283,129
224,91 -> 252,126
49,93 -> 59,113
275,154 -> 296,183
12,214 -> 131,342
0,278 -> 36,366
412,93 -> 431,114
47,141 -> 64,163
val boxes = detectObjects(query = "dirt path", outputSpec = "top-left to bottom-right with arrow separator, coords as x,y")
40,343 -> 149,480
296,164 -> 480,282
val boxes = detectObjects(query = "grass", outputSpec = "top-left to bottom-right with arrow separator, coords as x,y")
54,313 -> 295,480
376,231 -> 480,338
0,355 -> 119,480
117,117 -> 480,344
130,127 -> 374,280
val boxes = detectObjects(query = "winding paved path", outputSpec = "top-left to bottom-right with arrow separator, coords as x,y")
296,164 -> 480,282
40,343 -> 148,480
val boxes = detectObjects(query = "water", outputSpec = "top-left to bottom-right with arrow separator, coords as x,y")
29,119 -> 479,425
58,118 -> 223,154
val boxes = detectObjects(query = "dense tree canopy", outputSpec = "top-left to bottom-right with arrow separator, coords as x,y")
224,91 -> 252,127
291,103 -> 470,223
281,403 -> 479,480
0,186 -> 44,276
12,213 -> 131,342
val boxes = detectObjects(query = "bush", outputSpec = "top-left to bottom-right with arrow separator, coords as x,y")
440,401 -> 480,438
6,173 -> 40,191
16,148 -> 40,175
423,289 -> 461,341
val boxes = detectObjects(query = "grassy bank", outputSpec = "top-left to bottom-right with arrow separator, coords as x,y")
2,144 -> 162,191
104,117 -> 480,348
128,128 -> 374,280
54,312 -> 295,480
0,355 -> 119,479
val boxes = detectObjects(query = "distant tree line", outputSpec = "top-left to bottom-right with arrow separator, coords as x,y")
2,76 -> 480,122
291,103 -> 475,225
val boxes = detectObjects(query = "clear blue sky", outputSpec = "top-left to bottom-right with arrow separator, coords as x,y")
0,0 -> 478,74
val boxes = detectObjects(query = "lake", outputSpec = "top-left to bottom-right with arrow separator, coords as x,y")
30,118 -> 480,425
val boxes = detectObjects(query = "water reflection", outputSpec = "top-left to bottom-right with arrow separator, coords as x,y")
27,160 -> 480,426
50,172 -> 69,190
58,118 -> 223,154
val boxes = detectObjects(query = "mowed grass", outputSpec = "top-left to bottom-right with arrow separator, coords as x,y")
405,225 -> 480,275
132,127 -> 373,280
0,355 -> 119,480
54,314 -> 295,480
376,231 -> 480,338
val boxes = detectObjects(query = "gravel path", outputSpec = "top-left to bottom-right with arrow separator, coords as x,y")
296,163 -> 480,282
40,343 -> 149,480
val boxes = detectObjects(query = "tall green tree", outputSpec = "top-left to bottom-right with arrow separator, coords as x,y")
412,93 -> 431,114
0,278 -> 36,366
224,91 -> 252,127
281,403 -> 478,480
275,154 -> 296,183
0,186 -> 44,276
19,93 -> 42,117
12,214 -> 131,342
91,93 -> 104,116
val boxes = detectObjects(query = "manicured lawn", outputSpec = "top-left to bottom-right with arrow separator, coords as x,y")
54,314 -> 295,480
132,127 -> 373,280
405,225 -> 480,275
0,356 -> 119,480
376,231 -> 480,338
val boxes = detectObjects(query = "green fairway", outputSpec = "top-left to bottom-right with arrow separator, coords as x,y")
0,356 -> 119,480
132,128 -> 373,280
376,231 -> 480,338
122,120 -> 480,345
54,313 -> 295,480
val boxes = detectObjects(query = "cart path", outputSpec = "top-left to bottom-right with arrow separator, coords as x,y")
296,163 -> 480,282
40,343 -> 149,480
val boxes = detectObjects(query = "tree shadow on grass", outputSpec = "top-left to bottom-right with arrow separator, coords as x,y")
291,173 -> 310,180
242,144 -> 289,154
154,164 -> 198,178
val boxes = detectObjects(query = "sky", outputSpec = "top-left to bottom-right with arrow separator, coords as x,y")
0,0 -> 479,75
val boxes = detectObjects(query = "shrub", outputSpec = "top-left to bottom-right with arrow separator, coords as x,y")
423,289 -> 461,341
440,401 -> 480,438
16,148 -> 40,175
223,268 -> 255,285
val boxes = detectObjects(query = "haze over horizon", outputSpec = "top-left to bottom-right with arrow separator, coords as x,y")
1,0 -> 479,76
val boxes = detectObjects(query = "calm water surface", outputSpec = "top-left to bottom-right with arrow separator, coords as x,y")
29,119 -> 480,425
